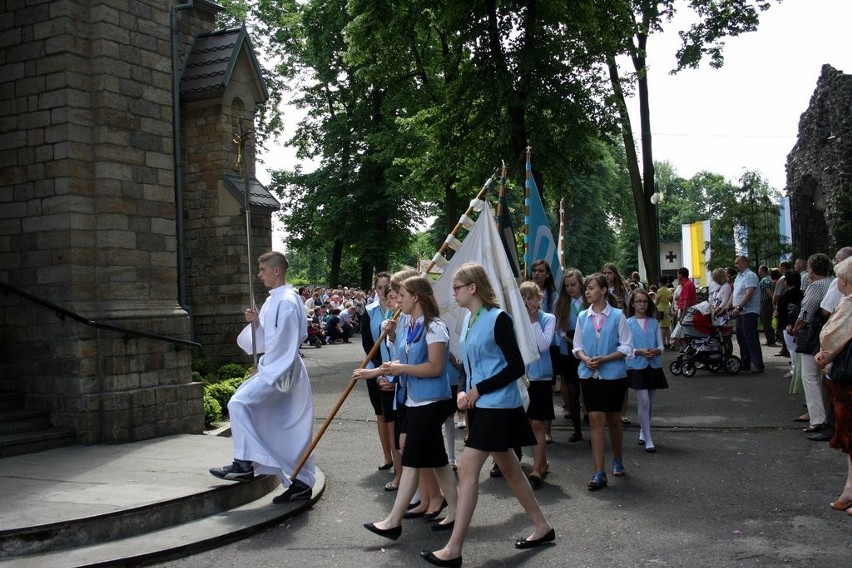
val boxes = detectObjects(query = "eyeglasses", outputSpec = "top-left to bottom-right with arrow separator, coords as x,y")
452,283 -> 470,292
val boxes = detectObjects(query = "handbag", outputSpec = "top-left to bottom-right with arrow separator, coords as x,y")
828,339 -> 852,384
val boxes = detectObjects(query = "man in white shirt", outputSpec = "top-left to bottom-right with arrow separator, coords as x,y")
209,252 -> 316,503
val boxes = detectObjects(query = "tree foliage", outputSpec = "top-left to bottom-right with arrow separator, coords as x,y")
217,0 -> 780,286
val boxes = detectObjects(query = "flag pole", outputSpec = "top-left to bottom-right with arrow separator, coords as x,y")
523,145 -> 532,278
289,169 -> 500,480
495,161 -> 508,230
558,197 -> 566,272
236,120 -> 258,367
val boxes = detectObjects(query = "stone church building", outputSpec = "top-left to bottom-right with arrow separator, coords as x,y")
786,64 -> 852,256
0,1 -> 279,446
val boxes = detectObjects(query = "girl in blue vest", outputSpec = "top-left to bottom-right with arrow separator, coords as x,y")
573,273 -> 633,491
519,281 -> 556,488
626,289 -> 668,453
553,268 -> 587,442
531,259 -> 561,416
355,272 -> 396,476
424,262 -> 554,568
363,274 -> 458,541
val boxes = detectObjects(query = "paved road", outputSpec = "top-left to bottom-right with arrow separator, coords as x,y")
158,339 -> 849,568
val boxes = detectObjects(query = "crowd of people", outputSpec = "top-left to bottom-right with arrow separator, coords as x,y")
208,246 -> 852,566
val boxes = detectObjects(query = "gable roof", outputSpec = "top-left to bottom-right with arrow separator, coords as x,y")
180,26 -> 269,102
223,174 -> 280,211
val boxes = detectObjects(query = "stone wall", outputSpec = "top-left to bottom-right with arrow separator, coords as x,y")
786,64 -> 852,256
0,0 -> 213,443
182,77 -> 272,366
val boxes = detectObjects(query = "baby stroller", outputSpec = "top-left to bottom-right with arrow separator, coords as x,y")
669,302 -> 741,377
303,321 -> 324,348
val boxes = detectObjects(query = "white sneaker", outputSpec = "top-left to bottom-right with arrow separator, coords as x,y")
784,370 -> 793,378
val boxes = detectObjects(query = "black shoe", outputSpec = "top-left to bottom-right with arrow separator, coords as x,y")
273,479 -> 312,503
568,431 -> 583,443
406,500 -> 421,510
420,551 -> 462,567
489,462 -> 502,478
423,499 -> 448,520
751,368 -> 764,374
808,431 -> 834,442
363,522 -> 402,541
209,461 -> 254,482
514,527 -> 556,549
404,509 -> 426,519
431,520 -> 455,531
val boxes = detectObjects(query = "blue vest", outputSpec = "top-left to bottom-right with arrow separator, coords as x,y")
394,315 -> 451,405
527,311 -> 554,380
460,307 -> 523,409
555,297 -> 583,354
625,317 -> 662,370
576,307 -> 628,380
365,301 -> 391,369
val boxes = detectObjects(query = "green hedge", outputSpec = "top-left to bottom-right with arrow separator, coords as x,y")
197,360 -> 251,427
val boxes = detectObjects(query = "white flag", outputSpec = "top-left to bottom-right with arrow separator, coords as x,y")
432,202 -> 540,366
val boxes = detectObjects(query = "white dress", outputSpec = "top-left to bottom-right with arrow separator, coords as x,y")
230,284 -> 316,488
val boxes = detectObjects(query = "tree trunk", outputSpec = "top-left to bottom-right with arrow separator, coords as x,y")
607,52 -> 660,282
329,238 -> 343,286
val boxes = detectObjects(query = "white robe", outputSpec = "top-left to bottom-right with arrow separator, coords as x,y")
231,284 -> 316,488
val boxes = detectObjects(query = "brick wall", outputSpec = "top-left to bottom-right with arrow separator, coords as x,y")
0,0 -> 213,443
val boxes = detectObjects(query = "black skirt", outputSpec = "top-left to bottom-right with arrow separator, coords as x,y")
627,367 -> 669,390
526,381 -> 556,421
401,399 -> 454,468
465,406 -> 536,452
580,378 -> 629,413
553,351 -> 580,384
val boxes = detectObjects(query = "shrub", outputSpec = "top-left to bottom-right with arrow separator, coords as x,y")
203,393 -> 222,427
205,381 -> 237,414
218,363 -> 248,381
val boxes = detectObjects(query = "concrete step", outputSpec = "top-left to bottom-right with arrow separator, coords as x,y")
0,473 -> 280,559
0,427 -> 76,458
0,470 -> 325,568
0,408 -> 51,435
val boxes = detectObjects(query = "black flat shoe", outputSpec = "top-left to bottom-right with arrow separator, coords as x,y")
420,551 -> 462,567
514,527 -> 556,549
363,522 -> 401,541
568,431 -> 583,443
431,520 -> 455,531
423,499 -> 448,520
406,500 -> 421,510
404,509 -> 426,519
377,461 -> 393,471
489,462 -> 502,478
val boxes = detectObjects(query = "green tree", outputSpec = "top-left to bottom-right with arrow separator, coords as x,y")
598,0 -> 778,282
708,170 -> 787,268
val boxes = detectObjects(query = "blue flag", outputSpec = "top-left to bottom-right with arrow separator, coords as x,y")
524,157 -> 562,285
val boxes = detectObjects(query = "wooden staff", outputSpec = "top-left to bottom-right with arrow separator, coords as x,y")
290,169 -> 499,480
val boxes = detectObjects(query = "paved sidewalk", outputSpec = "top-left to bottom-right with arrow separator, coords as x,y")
2,338 -> 847,568
162,340 -> 849,568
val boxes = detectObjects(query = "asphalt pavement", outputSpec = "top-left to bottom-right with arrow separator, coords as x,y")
157,338 -> 850,568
